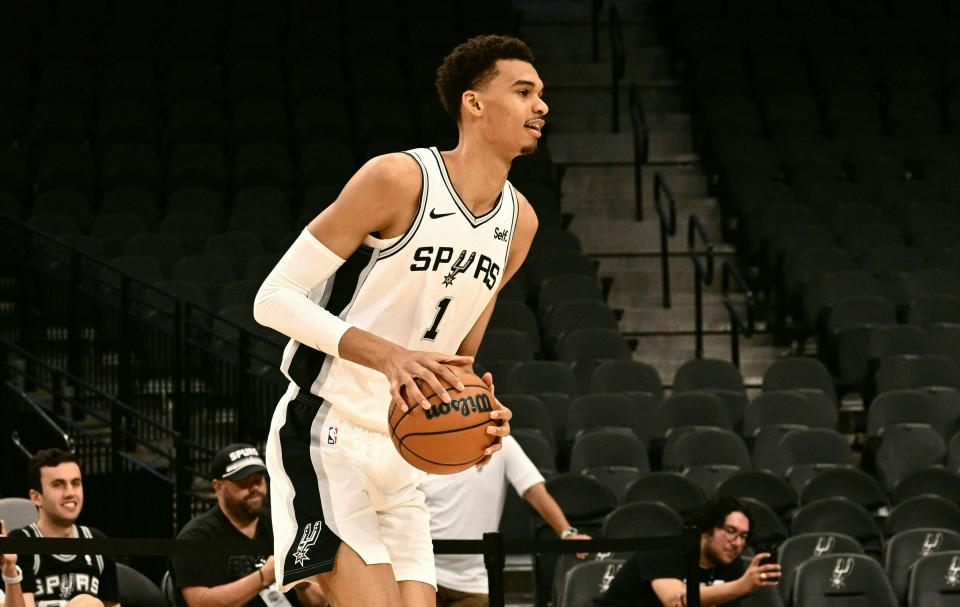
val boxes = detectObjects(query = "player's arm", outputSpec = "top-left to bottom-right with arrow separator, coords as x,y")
253,153 -> 471,410
457,191 -> 538,359
457,192 -> 538,464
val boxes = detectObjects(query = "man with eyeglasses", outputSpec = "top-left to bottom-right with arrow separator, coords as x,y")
596,497 -> 781,606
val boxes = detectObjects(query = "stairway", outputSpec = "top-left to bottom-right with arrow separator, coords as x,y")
519,0 -> 786,393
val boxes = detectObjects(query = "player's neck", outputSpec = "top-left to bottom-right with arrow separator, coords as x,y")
37,517 -> 76,538
440,141 -> 511,215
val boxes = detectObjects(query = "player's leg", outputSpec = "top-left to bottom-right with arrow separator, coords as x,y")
399,580 -> 437,607
316,542 -> 407,607
376,462 -> 437,607
65,595 -> 105,607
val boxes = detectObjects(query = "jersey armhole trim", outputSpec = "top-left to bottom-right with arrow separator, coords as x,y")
379,150 -> 429,260
503,181 -> 520,269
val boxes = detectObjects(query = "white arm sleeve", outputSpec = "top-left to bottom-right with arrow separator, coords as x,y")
253,228 -> 354,357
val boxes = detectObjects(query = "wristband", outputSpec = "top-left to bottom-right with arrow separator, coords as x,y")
2,565 -> 23,585
560,527 -> 579,539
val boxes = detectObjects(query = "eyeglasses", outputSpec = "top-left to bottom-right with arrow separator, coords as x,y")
719,525 -> 750,543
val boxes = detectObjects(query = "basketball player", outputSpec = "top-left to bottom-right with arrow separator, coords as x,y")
253,35 -> 545,607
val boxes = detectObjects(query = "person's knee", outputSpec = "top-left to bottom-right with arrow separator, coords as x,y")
65,594 -> 105,607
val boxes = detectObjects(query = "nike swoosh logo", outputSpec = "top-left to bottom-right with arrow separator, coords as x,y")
429,209 -> 456,219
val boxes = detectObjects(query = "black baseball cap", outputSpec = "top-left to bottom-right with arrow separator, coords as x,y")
210,444 -> 267,481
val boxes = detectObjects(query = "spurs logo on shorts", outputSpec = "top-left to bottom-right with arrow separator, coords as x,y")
292,522 -> 323,567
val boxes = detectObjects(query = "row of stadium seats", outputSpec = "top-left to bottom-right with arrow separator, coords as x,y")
538,470 -> 960,606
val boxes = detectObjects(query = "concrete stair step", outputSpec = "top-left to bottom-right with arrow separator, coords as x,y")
549,133 -> 634,164
619,301 -> 731,333
568,199 -> 724,254
517,0 -> 654,24
521,25 -> 660,63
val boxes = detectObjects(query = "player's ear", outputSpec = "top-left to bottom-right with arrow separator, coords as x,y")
462,90 -> 482,117
28,488 -> 42,507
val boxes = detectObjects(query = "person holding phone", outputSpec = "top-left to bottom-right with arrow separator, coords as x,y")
596,497 -> 781,607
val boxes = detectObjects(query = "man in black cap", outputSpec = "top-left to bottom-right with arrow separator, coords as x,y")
170,444 -> 328,607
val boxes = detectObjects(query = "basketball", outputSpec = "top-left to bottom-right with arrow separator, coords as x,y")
389,367 -> 497,474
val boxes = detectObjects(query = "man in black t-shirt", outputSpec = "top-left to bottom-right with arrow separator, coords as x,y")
1,448 -> 119,607
170,444 -> 327,607
596,497 -> 782,607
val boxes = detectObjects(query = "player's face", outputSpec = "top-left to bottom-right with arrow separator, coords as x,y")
475,59 -> 548,156
31,462 -> 84,527
702,511 -> 750,566
218,473 -> 268,521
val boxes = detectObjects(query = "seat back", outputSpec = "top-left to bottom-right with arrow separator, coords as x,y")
555,559 -> 625,607
793,554 -> 897,607
117,563 -> 166,607
885,528 -> 960,603
0,497 -> 38,530
777,533 -> 863,604
907,550 -> 960,607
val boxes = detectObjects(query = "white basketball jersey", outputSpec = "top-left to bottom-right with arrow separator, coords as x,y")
279,147 -> 520,433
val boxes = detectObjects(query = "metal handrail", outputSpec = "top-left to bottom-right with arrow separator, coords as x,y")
629,82 -> 648,220
654,171 -> 678,308
688,214 -> 715,359
591,0 -> 603,62
10,431 -> 31,458
5,381 -> 75,452
610,3 -> 626,133
721,261 -> 755,369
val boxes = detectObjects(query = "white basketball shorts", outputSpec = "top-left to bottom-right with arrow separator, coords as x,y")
265,383 -> 436,592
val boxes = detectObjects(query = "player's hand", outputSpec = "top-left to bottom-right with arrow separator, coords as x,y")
669,587 -> 686,607
742,553 -> 781,591
476,371 -> 512,469
564,532 -> 592,559
1,518 -> 17,577
386,349 -> 474,412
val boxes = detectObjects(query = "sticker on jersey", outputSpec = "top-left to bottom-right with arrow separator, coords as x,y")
327,426 -> 338,445
442,250 -> 476,287
292,521 -> 323,567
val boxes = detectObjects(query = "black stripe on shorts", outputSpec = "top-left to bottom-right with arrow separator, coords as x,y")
279,395 -> 342,582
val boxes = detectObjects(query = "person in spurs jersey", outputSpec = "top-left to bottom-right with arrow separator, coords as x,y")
253,35 -> 545,607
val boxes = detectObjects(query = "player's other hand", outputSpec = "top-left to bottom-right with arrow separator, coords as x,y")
476,371 -> 512,469
386,350 -> 474,413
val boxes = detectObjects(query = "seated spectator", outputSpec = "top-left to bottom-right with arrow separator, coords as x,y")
420,435 -> 590,607
170,444 -> 327,607
596,496 -> 781,607
1,448 -> 120,607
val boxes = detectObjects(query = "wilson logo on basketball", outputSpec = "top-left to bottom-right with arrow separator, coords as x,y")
423,394 -> 493,420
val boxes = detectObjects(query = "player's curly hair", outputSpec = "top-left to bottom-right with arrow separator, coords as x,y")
28,447 -> 80,493
436,34 -> 535,122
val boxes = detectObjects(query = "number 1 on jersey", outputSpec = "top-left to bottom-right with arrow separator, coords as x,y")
423,297 -> 452,341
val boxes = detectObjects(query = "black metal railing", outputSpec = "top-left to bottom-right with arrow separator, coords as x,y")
610,3 -> 626,133
721,261 -> 755,368
688,215 -> 715,359
0,212 -> 286,453
629,82 -> 648,220
0,339 -> 213,536
591,0 -> 603,63
0,530 -> 706,607
654,171 -> 678,308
